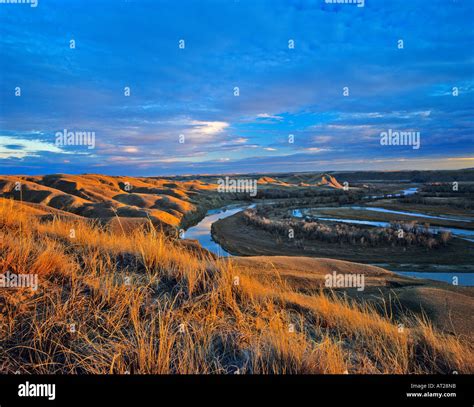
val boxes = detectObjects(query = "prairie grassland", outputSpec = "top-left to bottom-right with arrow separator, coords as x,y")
0,198 -> 472,374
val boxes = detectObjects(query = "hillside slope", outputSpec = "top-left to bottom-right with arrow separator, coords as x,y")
0,174 -> 217,228
0,199 -> 472,374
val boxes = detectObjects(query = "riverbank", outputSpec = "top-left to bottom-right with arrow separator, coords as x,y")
292,206 -> 474,231
211,210 -> 474,268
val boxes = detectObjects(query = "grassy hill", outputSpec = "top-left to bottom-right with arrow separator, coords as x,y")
0,174 -> 220,230
0,197 -> 472,374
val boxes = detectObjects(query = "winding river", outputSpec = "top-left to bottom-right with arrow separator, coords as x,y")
184,204 -> 254,257
291,211 -> 474,240
184,189 -> 474,286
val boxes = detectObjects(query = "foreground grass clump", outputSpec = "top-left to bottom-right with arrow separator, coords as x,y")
0,198 -> 472,374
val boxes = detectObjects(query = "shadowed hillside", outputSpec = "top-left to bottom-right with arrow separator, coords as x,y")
0,174 -> 220,229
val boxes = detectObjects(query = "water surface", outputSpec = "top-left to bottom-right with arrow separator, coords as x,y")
392,271 -> 474,286
184,204 -> 254,257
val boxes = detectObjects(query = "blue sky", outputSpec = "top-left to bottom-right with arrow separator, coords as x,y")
0,0 -> 473,176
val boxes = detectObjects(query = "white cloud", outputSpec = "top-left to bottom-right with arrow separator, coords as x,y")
256,113 -> 283,121
303,147 -> 330,153
0,136 -> 65,159
341,111 -> 432,120
189,120 -> 229,138
122,146 -> 139,153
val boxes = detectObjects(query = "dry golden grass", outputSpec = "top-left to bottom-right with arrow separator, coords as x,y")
0,198 -> 472,374
0,174 -> 218,229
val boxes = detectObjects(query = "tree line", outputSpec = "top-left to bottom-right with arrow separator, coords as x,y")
243,208 -> 452,249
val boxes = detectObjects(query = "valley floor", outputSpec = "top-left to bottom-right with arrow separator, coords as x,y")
211,210 -> 474,266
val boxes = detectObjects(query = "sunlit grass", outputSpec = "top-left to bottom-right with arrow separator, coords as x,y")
0,198 -> 472,374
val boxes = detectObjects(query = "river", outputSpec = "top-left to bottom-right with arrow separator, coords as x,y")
184,204 -> 254,257
183,191 -> 474,286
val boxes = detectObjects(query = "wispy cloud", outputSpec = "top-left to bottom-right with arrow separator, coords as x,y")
187,121 -> 229,140
256,113 -> 284,121
0,136 -> 64,159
